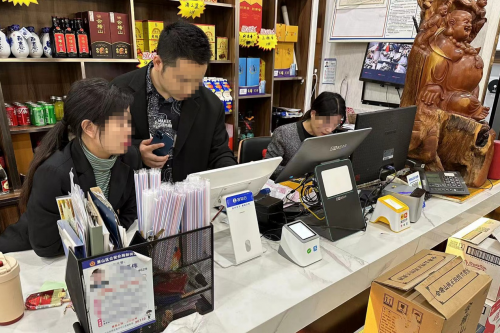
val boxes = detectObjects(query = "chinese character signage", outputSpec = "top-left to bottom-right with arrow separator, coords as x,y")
178,1 -> 206,19
1,0 -> 39,6
257,29 -> 277,51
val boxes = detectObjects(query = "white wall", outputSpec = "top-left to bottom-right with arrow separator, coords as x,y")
319,0 -> 500,113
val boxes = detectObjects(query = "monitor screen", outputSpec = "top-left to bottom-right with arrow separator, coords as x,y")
359,42 -> 412,87
288,222 -> 316,240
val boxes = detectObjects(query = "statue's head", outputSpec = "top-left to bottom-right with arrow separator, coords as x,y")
445,10 -> 473,41
477,0 -> 487,8
438,5 -> 449,16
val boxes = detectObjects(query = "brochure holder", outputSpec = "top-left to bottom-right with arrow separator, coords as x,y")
66,225 -> 214,333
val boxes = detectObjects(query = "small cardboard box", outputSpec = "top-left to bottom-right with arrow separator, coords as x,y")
195,24 -> 215,43
216,37 -> 228,60
285,25 -> 298,42
479,298 -> 500,332
135,20 -> 144,59
276,23 -> 286,42
109,12 -> 131,58
246,58 -> 260,86
77,11 -> 112,58
446,217 -> 500,302
259,59 -> 265,83
364,250 -> 491,333
239,0 -> 263,33
143,20 -> 164,53
239,58 -> 247,87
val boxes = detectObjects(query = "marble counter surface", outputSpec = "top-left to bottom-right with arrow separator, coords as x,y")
2,187 -> 500,333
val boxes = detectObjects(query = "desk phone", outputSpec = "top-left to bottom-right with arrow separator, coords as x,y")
423,171 -> 469,196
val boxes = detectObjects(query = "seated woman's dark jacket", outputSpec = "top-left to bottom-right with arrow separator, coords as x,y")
0,139 -> 141,257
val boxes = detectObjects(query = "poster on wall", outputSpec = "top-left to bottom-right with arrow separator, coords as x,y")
330,0 -> 420,42
322,58 -> 337,84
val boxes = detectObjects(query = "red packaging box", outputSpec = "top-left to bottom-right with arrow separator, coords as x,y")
109,12 -> 131,59
239,0 -> 262,33
77,11 -> 112,58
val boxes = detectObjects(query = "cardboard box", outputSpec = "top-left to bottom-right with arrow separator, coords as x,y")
246,58 -> 260,86
276,23 -> 286,42
77,11 -> 112,58
143,20 -> 164,53
239,0 -> 262,33
259,59 -> 265,83
285,25 -> 298,42
479,299 -> 500,332
109,12 -> 131,59
239,58 -> 247,87
276,42 -> 294,70
135,20 -> 144,59
195,24 -> 215,44
364,250 -> 491,333
446,217 -> 500,302
216,37 -> 228,60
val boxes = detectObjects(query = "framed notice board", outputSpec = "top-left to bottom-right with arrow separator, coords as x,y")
329,0 -> 421,42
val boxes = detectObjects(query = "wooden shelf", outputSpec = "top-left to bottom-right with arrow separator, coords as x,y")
169,0 -> 234,7
0,190 -> 21,207
0,58 -> 139,63
274,76 -> 304,81
210,60 -> 232,64
238,94 -> 272,99
10,125 -> 55,134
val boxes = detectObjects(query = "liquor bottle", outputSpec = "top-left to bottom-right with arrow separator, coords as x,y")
50,16 -> 67,57
0,164 -> 9,194
63,18 -> 78,58
0,148 -> 5,169
75,19 -> 90,58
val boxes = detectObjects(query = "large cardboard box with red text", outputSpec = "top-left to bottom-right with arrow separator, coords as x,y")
478,298 -> 500,332
364,250 -> 491,333
446,217 -> 500,302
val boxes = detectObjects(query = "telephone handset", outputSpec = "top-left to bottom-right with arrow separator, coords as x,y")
419,171 -> 469,196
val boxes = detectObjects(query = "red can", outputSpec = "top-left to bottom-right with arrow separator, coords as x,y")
15,104 -> 30,126
4,104 -> 17,127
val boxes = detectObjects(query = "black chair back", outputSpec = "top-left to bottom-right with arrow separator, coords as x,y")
238,137 -> 272,163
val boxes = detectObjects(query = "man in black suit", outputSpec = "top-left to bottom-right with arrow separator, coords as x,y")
112,21 -> 236,182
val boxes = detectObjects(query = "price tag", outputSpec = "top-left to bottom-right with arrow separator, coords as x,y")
257,33 -> 277,51
3,0 -> 39,6
20,27 -> 32,40
136,52 -> 156,68
239,32 -> 258,48
178,1 -> 206,19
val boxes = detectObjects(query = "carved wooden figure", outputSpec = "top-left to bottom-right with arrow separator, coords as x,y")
401,0 -> 495,187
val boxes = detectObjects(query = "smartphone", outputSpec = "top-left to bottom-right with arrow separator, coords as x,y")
151,130 -> 174,156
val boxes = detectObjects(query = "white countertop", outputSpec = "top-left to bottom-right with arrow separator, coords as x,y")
3,186 -> 500,333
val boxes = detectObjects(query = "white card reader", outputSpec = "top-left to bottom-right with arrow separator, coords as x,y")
278,221 -> 322,267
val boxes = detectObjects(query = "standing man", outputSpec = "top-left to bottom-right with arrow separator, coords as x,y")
112,20 -> 236,182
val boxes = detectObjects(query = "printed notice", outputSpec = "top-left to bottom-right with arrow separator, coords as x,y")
384,0 -> 419,39
339,0 -> 386,8
380,307 -> 421,333
323,58 -> 337,85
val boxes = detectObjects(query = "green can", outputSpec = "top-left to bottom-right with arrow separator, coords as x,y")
32,105 -> 46,126
44,104 -> 56,125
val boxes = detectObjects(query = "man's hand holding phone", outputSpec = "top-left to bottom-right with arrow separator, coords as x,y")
139,138 -> 169,168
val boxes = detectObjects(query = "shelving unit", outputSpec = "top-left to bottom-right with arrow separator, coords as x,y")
0,0 -> 315,224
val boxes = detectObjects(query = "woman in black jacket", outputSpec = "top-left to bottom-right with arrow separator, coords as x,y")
0,78 -> 141,257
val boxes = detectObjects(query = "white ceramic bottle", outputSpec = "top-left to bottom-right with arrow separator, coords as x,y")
40,27 -> 52,58
9,25 -> 29,58
0,27 -> 10,58
26,26 -> 42,58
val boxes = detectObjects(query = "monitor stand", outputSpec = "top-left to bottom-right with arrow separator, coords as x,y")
302,159 -> 366,242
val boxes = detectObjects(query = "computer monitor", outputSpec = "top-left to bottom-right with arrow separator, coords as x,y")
188,157 -> 283,207
351,106 -> 417,185
359,42 -> 412,87
274,128 -> 372,183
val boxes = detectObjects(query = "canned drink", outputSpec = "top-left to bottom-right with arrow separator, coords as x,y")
15,105 -> 30,126
44,104 -> 56,125
5,104 -> 17,126
32,105 -> 45,126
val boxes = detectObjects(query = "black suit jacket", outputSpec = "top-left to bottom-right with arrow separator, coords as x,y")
111,67 -> 237,182
0,140 -> 141,257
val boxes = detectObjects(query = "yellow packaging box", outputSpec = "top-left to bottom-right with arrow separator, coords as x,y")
281,42 -> 294,69
276,23 -> 286,42
216,37 -> 228,61
285,25 -> 298,42
259,59 -> 265,82
275,43 -> 283,69
195,24 -> 215,43
364,250 -> 491,333
135,20 -> 144,59
143,20 -> 164,53
210,42 -> 215,61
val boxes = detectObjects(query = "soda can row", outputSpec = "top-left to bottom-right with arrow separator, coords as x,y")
5,102 -> 57,127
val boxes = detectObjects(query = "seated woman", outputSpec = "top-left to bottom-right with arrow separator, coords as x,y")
266,92 -> 346,180
0,78 -> 141,257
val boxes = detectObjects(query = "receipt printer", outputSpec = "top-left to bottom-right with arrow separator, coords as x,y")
278,221 -> 322,267
382,184 -> 425,223
370,195 -> 410,232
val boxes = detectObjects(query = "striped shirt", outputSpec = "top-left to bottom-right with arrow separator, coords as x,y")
81,141 -> 117,199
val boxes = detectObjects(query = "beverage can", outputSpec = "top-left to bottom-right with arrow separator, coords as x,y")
15,105 -> 30,126
44,104 -> 56,125
5,104 -> 17,127
32,105 -> 46,126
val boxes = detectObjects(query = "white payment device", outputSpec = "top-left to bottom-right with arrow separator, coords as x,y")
370,195 -> 410,232
278,221 -> 322,267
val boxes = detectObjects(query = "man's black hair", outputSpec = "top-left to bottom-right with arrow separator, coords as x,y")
157,20 -> 212,67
